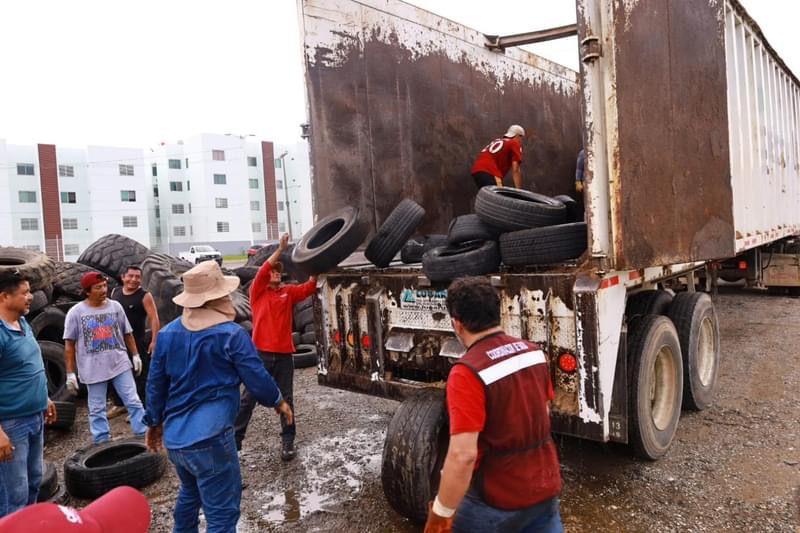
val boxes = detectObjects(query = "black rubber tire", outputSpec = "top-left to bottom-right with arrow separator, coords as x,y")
0,247 -> 55,292
29,289 -> 51,317
47,483 -> 69,504
32,306 -> 66,345
475,186 -> 567,231
499,222 -> 587,266
292,331 -> 302,346
47,400 -> 76,431
294,306 -> 314,330
400,235 -> 449,264
140,253 -> 193,325
365,199 -> 426,268
39,340 -> 67,398
293,344 -> 318,368
668,292 -> 720,411
53,261 -> 120,300
238,320 -> 253,336
553,194 -> 583,223
77,234 -> 150,279
626,290 -> 674,322
422,241 -> 501,283
382,388 -> 448,524
64,439 -> 167,499
233,266 -> 259,286
447,214 -> 499,245
230,290 -> 251,324
38,462 -> 59,502
295,296 -> 313,312
292,207 -> 368,275
246,244 -> 306,282
300,331 -> 316,345
627,315 -> 683,460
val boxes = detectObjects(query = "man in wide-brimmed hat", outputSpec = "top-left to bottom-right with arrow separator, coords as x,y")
143,260 -> 291,532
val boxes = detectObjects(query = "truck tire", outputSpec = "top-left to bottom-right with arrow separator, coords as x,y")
499,222 -> 587,266
233,266 -> 259,286
400,235 -> 448,264
553,194 -> 583,222
668,292 -> 720,411
475,186 -> 567,231
246,244 -> 306,282
238,320 -> 253,336
365,199 -> 426,268
39,341 -> 67,399
28,289 -> 51,317
77,234 -> 150,279
300,331 -> 316,345
230,290 -> 251,324
53,262 -> 120,300
141,253 -> 193,325
47,484 -> 69,504
295,296 -> 313,312
447,214 -> 499,245
47,400 -> 76,431
626,290 -> 674,322
423,241 -> 500,283
31,306 -> 66,344
293,344 -> 318,369
627,315 -> 683,460
292,332 -> 302,346
0,247 -> 55,292
37,462 -> 59,502
64,439 -> 167,499
294,306 -> 314,330
382,388 -> 448,524
292,207 -> 368,275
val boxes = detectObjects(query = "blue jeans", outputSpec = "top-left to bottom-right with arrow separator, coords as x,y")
86,370 -> 147,444
0,413 -> 44,518
167,428 -> 241,533
453,492 -> 563,533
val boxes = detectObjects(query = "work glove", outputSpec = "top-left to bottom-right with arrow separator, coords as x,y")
66,373 -> 79,394
424,502 -> 454,533
132,354 -> 143,376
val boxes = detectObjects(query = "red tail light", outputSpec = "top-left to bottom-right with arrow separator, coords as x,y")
558,353 -> 578,373
346,331 -> 355,347
361,334 -> 372,350
332,330 -> 342,344
738,260 -> 747,270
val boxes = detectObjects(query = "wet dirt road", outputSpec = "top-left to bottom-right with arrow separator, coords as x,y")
44,288 -> 799,531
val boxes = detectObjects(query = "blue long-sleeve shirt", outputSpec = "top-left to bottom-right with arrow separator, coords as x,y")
144,319 -> 282,449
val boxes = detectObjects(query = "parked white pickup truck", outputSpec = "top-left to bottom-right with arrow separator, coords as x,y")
179,245 -> 223,265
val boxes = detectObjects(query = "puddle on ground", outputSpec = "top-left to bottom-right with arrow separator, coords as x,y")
252,428 -> 385,525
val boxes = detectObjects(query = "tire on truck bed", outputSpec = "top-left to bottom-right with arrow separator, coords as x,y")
292,206 -> 368,275
77,234 -> 150,279
475,186 -> 566,231
382,388 -> 449,524
0,247 -> 55,291
422,241 -> 500,283
365,199 -> 426,268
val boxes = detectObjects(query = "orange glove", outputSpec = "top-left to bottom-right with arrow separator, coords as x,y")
424,502 -> 454,533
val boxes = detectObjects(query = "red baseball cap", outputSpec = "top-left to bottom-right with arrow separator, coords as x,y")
79,271 -> 107,290
0,486 -> 151,532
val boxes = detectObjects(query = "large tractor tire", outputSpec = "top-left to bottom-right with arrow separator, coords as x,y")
0,247 -> 55,291
77,234 -> 150,279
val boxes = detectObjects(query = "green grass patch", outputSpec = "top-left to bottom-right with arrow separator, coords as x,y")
223,255 -> 247,262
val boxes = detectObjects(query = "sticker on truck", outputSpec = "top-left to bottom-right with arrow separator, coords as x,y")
399,289 -> 448,311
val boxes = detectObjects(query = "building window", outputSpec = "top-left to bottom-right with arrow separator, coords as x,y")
187,181 -> 190,191
252,222 -> 261,232
153,186 -> 159,198
151,164 -> 158,177
18,191 -> 37,203
62,218 -> 78,230
185,158 -> 189,168
20,218 -> 39,231
169,181 -> 183,192
276,179 -> 283,189
64,244 -> 80,255
250,201 -> 260,211
168,159 -> 182,169
58,165 -> 75,177
17,163 -> 35,175
216,221 -> 230,233
122,216 -> 138,228
247,156 -> 257,167
155,227 -> 161,238
119,164 -> 134,176
274,158 -> 282,169
172,204 -> 185,215
278,201 -> 285,211
155,208 -> 160,219
279,222 -> 287,232
212,150 -> 225,161
120,190 -> 137,202
22,245 -> 41,251
173,226 -> 186,237
213,174 -> 227,185
60,192 -> 77,204
215,198 -> 228,209
248,178 -> 259,189
188,203 -> 192,213
190,225 -> 193,236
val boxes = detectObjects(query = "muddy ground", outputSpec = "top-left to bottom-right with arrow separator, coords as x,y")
44,287 -> 799,532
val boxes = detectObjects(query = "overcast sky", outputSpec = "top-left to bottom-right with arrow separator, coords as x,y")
0,0 -> 797,149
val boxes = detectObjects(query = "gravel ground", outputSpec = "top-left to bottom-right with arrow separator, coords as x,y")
43,287 -> 799,531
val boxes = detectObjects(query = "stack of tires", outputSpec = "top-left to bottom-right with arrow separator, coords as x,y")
291,296 -> 318,368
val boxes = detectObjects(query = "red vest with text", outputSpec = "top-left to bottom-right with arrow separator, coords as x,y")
455,332 -> 561,510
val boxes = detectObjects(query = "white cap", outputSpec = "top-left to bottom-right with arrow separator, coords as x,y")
503,125 -> 526,138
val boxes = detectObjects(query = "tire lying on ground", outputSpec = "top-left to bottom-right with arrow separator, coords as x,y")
292,206 -> 368,275
447,214 -> 499,245
47,400 -> 76,431
423,241 -> 501,282
292,344 -> 318,369
38,340 -> 68,399
365,199 -> 426,268
64,439 -> 167,499
382,388 -> 449,524
553,194 -> 583,222
500,222 -> 587,266
77,234 -> 150,279
53,261 -> 120,300
140,253 -> 193,324
475,186 -> 567,231
668,292 -> 720,411
38,462 -> 59,502
626,290 -> 674,322
32,306 -> 67,344
0,247 -> 55,291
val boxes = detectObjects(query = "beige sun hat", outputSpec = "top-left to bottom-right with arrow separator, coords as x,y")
172,260 -> 240,309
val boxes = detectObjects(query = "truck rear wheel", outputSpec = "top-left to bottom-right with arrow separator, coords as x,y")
627,315 -> 683,460
668,292 -> 720,410
381,389 -> 448,524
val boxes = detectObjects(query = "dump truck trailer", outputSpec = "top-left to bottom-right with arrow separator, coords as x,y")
298,0 -> 800,522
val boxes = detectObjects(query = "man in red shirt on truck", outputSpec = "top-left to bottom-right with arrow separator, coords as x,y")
470,125 -> 526,190
233,233 -> 316,461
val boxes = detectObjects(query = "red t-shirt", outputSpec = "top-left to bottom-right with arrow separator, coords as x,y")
470,137 -> 523,178
250,262 -> 316,354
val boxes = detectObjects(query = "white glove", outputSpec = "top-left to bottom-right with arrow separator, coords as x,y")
132,354 -> 143,376
66,373 -> 79,394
